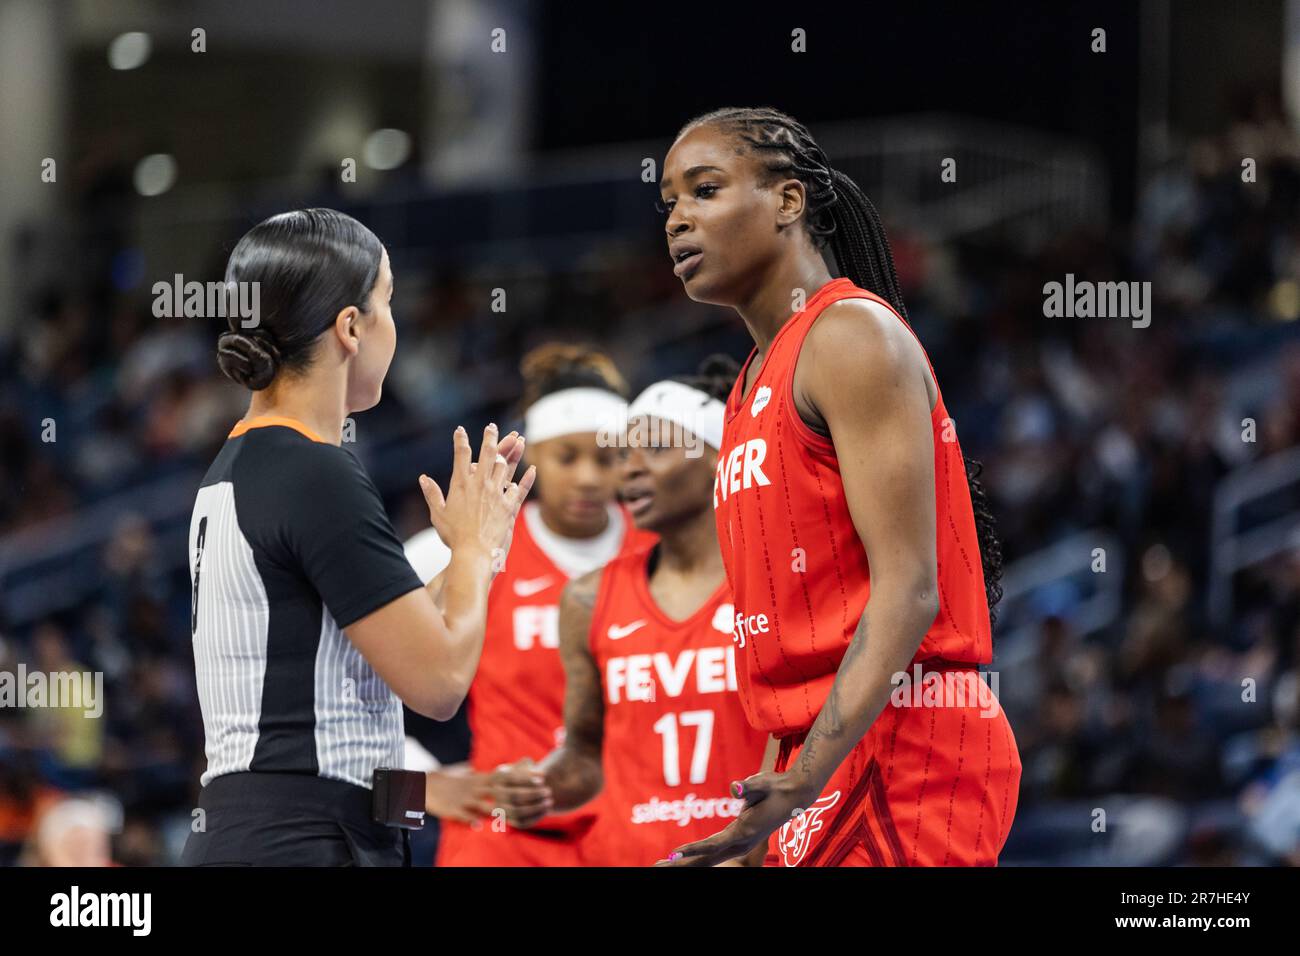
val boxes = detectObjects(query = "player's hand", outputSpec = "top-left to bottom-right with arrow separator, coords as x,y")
654,770 -> 816,866
425,764 -> 496,826
420,425 -> 535,560
487,758 -> 554,829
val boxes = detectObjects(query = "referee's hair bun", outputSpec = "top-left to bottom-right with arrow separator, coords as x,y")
217,330 -> 281,391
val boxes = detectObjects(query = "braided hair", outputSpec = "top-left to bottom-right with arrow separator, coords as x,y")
678,107 -> 1004,624
671,353 -> 740,404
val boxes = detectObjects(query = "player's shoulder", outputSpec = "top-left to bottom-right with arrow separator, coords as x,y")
808,294 -> 912,356
804,294 -> 928,383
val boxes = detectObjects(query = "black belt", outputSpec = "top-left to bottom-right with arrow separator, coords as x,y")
201,769 -> 425,830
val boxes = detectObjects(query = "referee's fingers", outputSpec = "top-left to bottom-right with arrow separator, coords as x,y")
508,466 -> 537,511
487,434 -> 516,490
493,433 -> 524,487
450,425 -> 471,486
497,431 -> 524,468
477,422 -> 499,480
418,474 -> 446,523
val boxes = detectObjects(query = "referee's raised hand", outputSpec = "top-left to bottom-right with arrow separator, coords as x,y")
420,424 -> 536,561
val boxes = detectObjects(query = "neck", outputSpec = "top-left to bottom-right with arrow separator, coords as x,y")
736,252 -> 834,352
245,371 -> 348,445
654,507 -> 724,578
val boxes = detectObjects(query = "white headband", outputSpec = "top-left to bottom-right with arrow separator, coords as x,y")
625,380 -> 725,450
524,387 -> 628,444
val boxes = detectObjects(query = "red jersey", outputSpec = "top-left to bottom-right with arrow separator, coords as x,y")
713,277 -> 992,737
583,547 -> 769,866
436,505 -> 654,866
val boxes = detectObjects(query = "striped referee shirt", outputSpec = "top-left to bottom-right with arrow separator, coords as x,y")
188,416 -> 424,790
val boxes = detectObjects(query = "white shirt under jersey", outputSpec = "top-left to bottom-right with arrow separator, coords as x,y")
403,501 -> 626,583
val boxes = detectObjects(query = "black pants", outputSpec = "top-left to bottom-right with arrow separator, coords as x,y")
181,771 -> 409,866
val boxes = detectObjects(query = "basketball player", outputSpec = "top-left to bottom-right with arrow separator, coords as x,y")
490,364 -> 771,866
405,345 -> 655,866
656,108 -> 1021,867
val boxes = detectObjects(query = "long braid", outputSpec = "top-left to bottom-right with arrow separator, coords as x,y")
678,106 -> 1004,626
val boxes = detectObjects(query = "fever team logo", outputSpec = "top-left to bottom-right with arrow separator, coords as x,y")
777,790 -> 841,867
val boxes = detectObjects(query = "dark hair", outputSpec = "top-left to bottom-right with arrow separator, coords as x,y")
680,107 -> 1004,625
672,353 -> 740,404
518,342 -> 629,411
216,208 -> 384,391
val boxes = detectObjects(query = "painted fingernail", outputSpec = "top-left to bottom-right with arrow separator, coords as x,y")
733,782 -> 744,797
668,851 -> 682,861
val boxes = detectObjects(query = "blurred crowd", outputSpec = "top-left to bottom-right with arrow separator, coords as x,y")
1,102 -> 1299,865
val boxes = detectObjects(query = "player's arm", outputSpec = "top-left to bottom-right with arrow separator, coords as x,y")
491,569 -> 607,827
660,301 -> 938,866
781,300 -> 940,801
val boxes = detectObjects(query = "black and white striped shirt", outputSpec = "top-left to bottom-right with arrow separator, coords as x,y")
188,417 -> 424,790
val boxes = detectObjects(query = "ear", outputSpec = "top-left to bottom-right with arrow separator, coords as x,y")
774,178 -> 806,229
333,305 -> 361,358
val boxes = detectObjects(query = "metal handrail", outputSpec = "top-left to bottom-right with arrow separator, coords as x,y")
995,529 -> 1126,647
1209,446 -> 1300,628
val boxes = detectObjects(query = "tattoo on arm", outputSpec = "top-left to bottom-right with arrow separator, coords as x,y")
542,570 -> 606,809
790,610 -> 871,793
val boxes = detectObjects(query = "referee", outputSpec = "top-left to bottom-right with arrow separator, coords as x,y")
181,209 -> 534,866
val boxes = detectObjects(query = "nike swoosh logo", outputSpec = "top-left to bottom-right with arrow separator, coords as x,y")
513,576 -> 555,597
607,621 -> 647,640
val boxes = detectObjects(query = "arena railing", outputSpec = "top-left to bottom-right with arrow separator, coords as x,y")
1208,445 -> 1300,631
994,529 -> 1126,654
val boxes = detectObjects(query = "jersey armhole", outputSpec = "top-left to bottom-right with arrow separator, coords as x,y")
783,290 -> 944,456
782,310 -> 840,458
